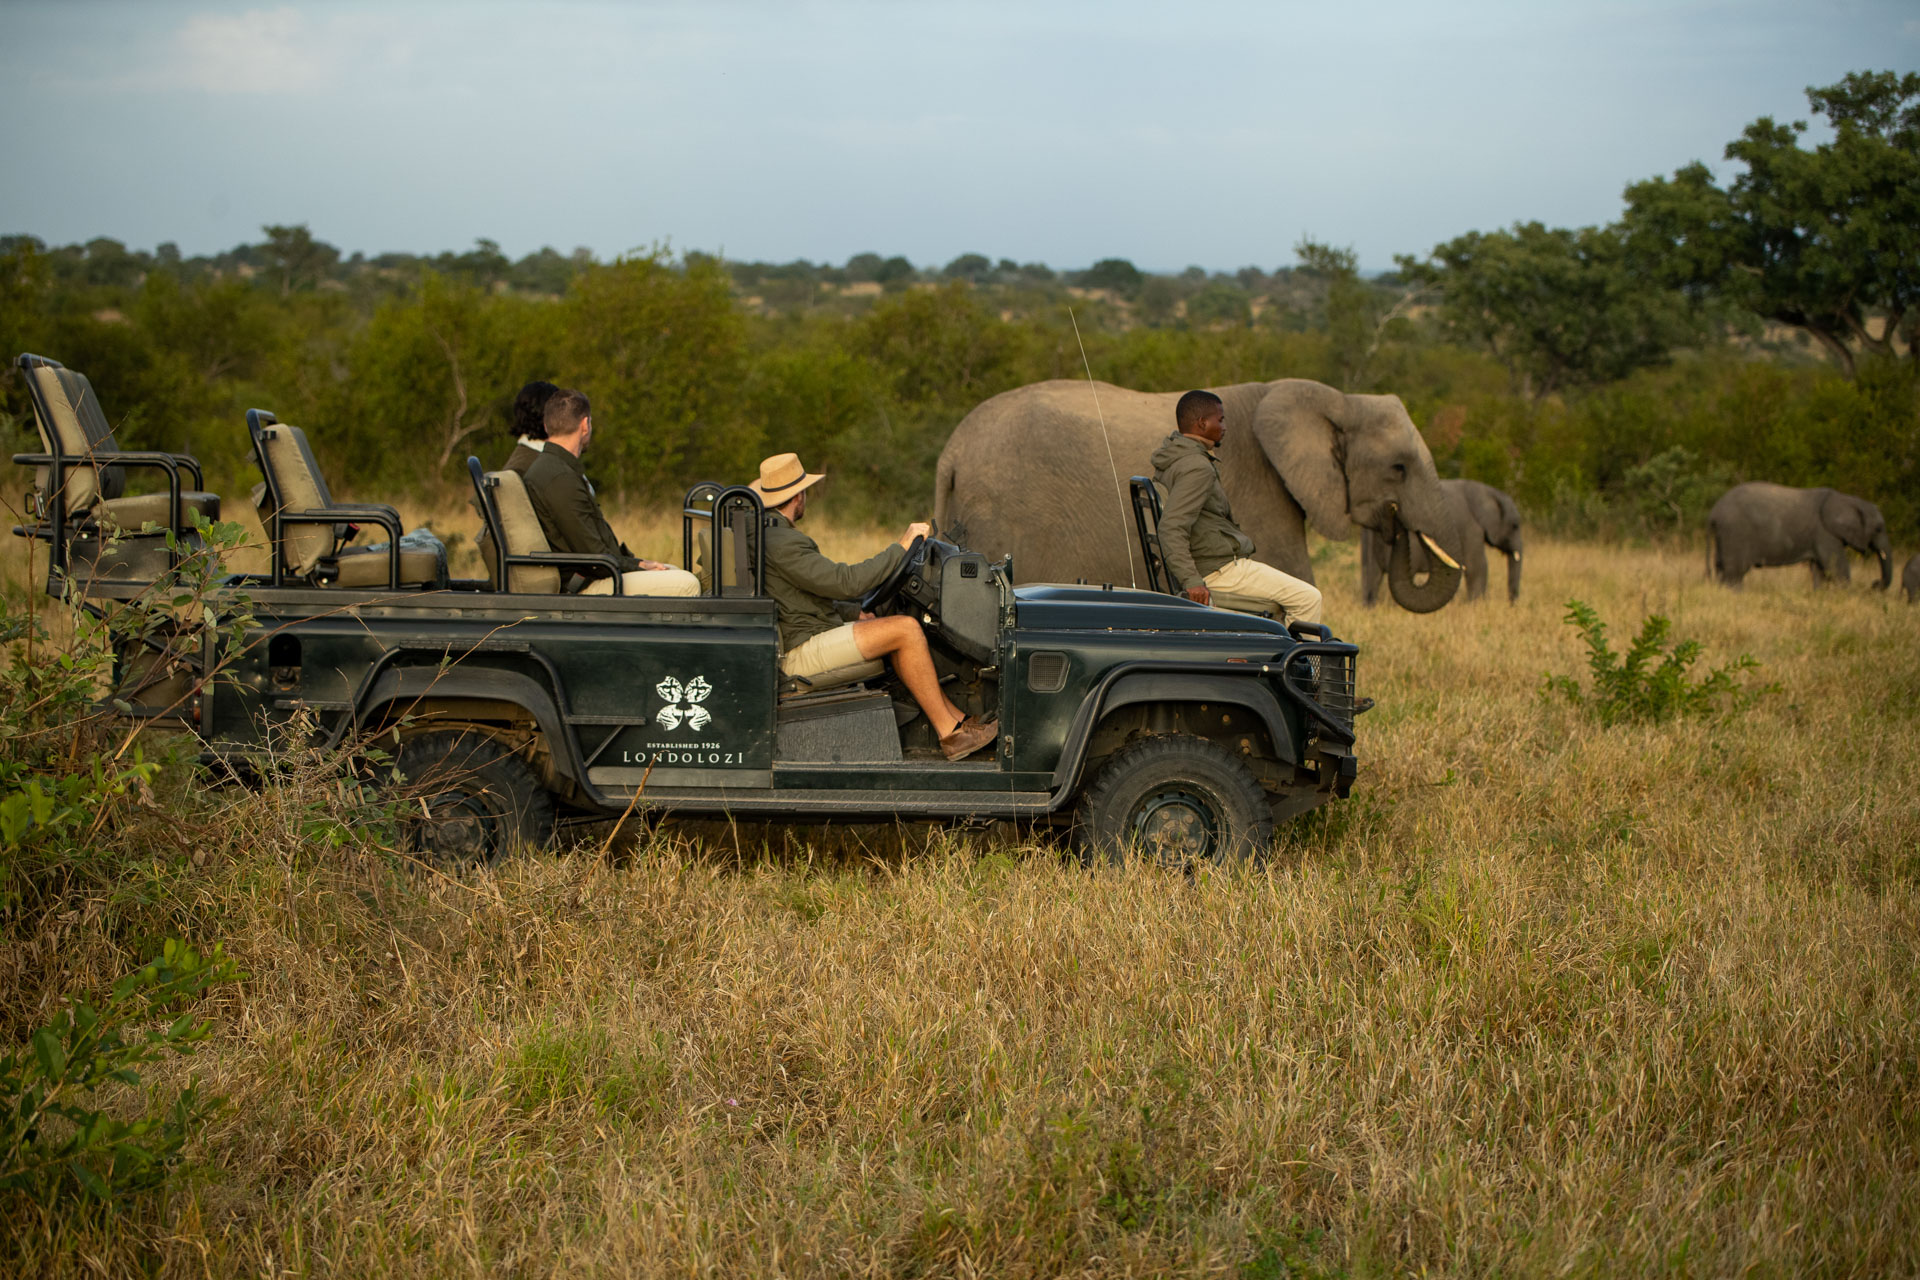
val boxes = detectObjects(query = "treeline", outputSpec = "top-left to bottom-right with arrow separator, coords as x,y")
1,72 -> 1914,541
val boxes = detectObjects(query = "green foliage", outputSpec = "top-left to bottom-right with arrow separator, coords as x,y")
1621,71 -> 1920,376
0,939 -> 241,1205
0,513 -> 255,907
1544,600 -> 1765,725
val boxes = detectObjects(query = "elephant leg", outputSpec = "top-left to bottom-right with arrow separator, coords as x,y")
1463,539 -> 1489,602
1359,528 -> 1386,607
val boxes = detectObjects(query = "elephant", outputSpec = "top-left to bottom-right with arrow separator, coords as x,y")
1706,482 -> 1893,589
1361,478 -> 1522,606
933,378 -> 1464,612
1904,552 -> 1919,604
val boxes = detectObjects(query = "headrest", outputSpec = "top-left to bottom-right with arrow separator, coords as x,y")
486,470 -> 560,593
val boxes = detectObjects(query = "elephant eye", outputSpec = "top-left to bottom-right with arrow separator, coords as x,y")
1390,463 -> 1407,480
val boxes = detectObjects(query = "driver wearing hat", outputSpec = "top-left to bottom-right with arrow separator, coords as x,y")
754,452 -> 999,762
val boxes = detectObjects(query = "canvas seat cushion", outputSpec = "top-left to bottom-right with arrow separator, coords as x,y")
780,660 -> 886,697
95,491 -> 222,530
1205,590 -> 1277,617
323,545 -> 442,589
257,424 -> 343,576
485,470 -> 561,594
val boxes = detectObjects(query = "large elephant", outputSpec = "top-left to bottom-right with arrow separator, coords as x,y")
1360,478 -> 1522,606
1706,482 -> 1893,589
933,378 -> 1463,611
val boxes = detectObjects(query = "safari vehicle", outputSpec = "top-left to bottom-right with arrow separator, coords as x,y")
12,353 -> 1362,865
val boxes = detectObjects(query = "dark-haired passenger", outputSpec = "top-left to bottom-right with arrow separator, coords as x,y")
504,380 -> 559,475
520,389 -> 699,597
1151,388 -> 1322,625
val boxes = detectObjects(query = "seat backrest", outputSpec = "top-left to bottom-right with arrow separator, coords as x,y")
21,360 -> 126,513
256,424 -> 343,577
1128,475 -> 1173,595
486,470 -> 561,594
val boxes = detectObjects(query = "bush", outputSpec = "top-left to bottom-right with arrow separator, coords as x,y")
1544,599 -> 1766,725
0,940 -> 240,1204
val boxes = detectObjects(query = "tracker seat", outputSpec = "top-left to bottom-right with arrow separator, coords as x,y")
249,410 -> 440,589
13,353 -> 221,582
1128,475 -> 1277,617
466,457 -> 627,593
778,660 -> 887,699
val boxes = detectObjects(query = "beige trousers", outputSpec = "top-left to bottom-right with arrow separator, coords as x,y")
1204,558 -> 1323,625
781,622 -> 868,677
582,568 -> 701,597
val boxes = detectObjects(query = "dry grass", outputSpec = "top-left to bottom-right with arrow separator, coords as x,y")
3,518 -> 1918,1277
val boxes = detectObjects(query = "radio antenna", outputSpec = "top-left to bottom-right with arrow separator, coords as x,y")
1067,306 -> 1137,589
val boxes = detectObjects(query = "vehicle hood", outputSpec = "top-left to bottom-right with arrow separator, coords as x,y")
1014,584 -> 1292,637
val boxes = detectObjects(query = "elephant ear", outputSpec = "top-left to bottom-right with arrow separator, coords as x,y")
1250,380 -> 1353,540
1819,489 -> 1870,547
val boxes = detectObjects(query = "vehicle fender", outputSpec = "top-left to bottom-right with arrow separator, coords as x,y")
1050,670 -> 1299,798
352,665 -> 581,785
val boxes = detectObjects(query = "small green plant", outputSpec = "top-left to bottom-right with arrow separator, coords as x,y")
0,939 -> 242,1204
1544,599 -> 1765,725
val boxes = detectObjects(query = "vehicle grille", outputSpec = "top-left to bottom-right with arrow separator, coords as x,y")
1288,650 -> 1357,738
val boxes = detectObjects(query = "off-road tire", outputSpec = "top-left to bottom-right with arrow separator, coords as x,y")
389,730 -> 554,866
1076,733 -> 1273,867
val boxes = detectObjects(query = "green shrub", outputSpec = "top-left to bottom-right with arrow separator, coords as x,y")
0,939 -> 241,1204
1544,599 -> 1766,725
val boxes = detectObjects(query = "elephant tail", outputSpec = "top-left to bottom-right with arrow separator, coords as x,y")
933,447 -> 966,547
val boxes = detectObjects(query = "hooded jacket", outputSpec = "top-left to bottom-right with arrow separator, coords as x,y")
1151,430 -> 1255,588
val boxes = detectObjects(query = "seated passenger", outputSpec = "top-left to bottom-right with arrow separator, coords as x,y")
753,451 -> 998,761
521,389 -> 700,597
1153,389 -> 1323,625
504,380 -> 558,475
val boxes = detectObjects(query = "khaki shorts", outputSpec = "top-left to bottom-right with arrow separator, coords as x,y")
582,568 -> 701,597
781,622 -> 868,678
1204,558 -> 1323,625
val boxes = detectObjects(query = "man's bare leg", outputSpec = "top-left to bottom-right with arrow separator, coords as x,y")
852,615 -> 965,735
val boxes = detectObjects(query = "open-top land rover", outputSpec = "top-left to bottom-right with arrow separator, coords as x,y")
12,353 -> 1360,864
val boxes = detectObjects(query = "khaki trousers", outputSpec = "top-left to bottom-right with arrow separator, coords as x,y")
582,568 -> 701,597
781,622 -> 868,677
1204,558 -> 1322,625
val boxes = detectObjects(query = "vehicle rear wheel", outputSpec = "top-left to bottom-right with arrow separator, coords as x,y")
1076,733 -> 1273,867
389,730 -> 554,866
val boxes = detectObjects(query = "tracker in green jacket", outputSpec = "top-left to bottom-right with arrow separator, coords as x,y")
763,512 -> 906,652
1150,430 -> 1255,590
520,444 -> 639,584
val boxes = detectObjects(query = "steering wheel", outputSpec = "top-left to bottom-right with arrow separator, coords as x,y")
860,535 -> 929,614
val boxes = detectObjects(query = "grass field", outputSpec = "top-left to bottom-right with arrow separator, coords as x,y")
3,509 -> 1918,1276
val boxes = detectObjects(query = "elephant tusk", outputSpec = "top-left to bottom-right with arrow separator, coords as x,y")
1418,531 -> 1462,571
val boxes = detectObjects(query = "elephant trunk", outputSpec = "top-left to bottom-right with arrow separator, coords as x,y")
1387,524 -> 1463,613
1505,528 -> 1522,605
1876,547 -> 1893,590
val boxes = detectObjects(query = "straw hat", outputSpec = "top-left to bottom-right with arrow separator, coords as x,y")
749,452 -> 825,503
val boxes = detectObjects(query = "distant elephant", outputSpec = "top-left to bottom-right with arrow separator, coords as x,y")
934,378 -> 1463,611
1361,478 -> 1522,606
1904,552 -> 1919,603
1707,483 -> 1893,589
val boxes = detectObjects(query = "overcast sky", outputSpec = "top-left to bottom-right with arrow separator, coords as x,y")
4,0 -> 1915,273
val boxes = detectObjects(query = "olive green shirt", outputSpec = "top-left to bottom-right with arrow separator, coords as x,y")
520,444 -> 639,584
763,512 -> 905,652
1150,430 -> 1256,589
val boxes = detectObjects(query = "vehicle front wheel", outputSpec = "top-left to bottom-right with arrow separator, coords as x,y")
1076,733 -> 1273,867
388,730 -> 555,866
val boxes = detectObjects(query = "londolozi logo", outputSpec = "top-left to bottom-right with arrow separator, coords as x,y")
655,676 -> 714,730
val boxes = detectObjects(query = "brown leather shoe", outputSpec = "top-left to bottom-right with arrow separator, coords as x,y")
939,716 -> 999,762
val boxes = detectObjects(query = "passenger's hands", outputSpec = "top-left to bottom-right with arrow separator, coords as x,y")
899,521 -> 932,549
638,559 -> 671,572
1185,584 -> 1211,605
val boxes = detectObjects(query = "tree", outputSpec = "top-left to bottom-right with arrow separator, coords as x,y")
1076,258 -> 1143,298
874,256 -> 916,290
1185,282 -> 1252,330
1621,71 -> 1920,376
942,253 -> 992,283
1396,222 -> 1699,400
261,224 -> 340,297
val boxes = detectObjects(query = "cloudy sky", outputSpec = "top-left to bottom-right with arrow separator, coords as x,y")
4,0 -> 1915,272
